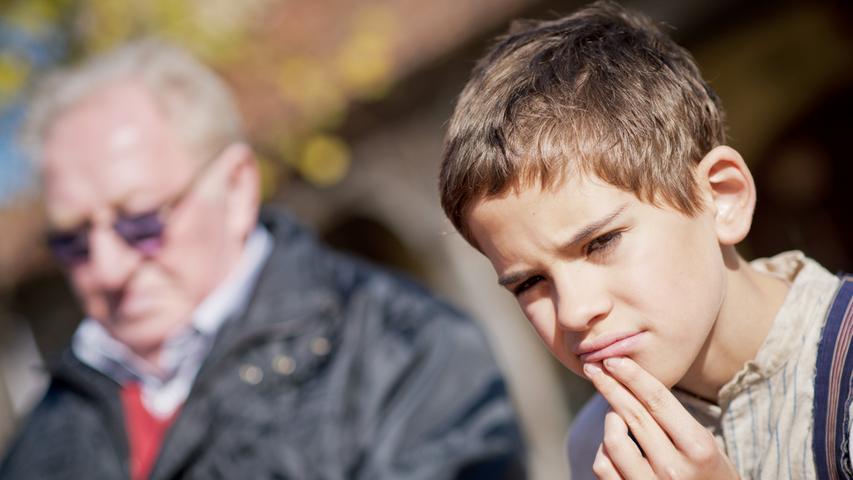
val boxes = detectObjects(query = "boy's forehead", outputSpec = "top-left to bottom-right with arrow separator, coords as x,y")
466,178 -> 619,242
465,174 -> 690,248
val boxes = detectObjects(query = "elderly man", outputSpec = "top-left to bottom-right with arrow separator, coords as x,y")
0,40 -> 524,479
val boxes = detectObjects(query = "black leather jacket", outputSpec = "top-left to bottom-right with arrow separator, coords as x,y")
0,208 -> 525,479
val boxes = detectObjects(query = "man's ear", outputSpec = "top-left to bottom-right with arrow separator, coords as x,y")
220,142 -> 261,239
696,146 -> 756,245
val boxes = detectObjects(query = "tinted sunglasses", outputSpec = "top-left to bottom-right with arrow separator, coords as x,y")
46,148 -> 225,266
47,210 -> 170,265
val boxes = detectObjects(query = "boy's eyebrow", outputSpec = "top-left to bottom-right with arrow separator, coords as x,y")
565,203 -> 627,249
498,270 -> 531,288
497,203 -> 627,288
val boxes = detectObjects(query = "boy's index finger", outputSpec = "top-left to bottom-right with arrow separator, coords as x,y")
602,357 -> 706,447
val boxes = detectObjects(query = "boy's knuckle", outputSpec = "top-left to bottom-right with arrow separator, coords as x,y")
602,429 -> 622,451
685,431 -> 718,463
592,452 -> 609,476
619,405 -> 648,432
661,463 -> 688,480
644,387 -> 670,415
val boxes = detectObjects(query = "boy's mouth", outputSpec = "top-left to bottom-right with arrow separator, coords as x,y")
575,331 -> 646,363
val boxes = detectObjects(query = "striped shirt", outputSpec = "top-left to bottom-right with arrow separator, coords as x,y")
568,251 -> 845,479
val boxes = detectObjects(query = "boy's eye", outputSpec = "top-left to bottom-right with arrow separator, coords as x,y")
513,275 -> 544,296
584,231 -> 622,257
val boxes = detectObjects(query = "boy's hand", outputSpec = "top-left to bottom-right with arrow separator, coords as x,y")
583,357 -> 740,479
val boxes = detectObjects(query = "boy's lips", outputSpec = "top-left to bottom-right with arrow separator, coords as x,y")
575,331 -> 646,363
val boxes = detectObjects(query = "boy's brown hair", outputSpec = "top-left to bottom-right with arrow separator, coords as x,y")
440,1 -> 726,244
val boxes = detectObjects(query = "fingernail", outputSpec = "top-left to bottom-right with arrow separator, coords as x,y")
604,357 -> 622,369
583,363 -> 602,377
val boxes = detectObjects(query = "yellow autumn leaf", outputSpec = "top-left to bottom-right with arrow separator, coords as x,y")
298,134 -> 350,187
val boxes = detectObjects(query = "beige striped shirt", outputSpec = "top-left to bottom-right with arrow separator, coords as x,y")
568,251 -> 845,479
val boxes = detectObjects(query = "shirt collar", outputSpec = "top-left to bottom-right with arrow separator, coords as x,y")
674,251 -> 839,415
715,251 -> 839,403
189,225 -> 273,336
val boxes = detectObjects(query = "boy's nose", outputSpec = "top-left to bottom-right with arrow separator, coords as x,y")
553,272 -> 612,331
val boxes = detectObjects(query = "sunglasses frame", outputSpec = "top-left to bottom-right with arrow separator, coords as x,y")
45,146 -> 228,266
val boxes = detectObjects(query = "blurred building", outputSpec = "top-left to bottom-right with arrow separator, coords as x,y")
0,0 -> 851,478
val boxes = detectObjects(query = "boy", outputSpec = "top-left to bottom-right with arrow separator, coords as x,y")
439,1 -> 849,479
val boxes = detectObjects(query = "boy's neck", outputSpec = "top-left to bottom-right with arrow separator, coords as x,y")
676,249 -> 791,403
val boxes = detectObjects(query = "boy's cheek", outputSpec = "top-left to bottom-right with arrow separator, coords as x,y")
521,306 -> 586,376
521,303 -> 558,345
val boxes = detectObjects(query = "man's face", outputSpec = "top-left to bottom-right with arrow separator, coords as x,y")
466,176 -> 727,388
41,81 -> 246,360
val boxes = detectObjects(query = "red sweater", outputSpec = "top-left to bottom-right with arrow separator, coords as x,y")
120,383 -> 178,480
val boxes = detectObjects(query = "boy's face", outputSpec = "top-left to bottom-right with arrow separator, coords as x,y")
466,175 -> 727,388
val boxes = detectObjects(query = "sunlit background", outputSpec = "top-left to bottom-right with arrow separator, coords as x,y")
0,1 -> 851,478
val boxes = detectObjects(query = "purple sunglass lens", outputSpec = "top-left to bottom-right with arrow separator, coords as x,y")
114,211 -> 166,254
46,229 -> 90,264
46,211 -> 167,264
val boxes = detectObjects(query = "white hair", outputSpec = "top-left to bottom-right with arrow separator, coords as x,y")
22,38 -> 245,166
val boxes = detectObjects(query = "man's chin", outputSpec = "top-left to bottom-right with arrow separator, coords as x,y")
116,330 -> 167,365
100,315 -> 174,358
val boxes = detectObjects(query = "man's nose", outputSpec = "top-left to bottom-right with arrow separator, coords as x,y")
553,270 -> 612,331
87,226 -> 141,290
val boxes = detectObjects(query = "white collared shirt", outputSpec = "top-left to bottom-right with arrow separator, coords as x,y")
72,226 -> 273,419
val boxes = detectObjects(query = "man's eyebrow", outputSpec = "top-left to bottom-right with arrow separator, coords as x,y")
496,203 -> 627,288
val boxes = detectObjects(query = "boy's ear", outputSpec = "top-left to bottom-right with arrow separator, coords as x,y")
696,146 -> 756,245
